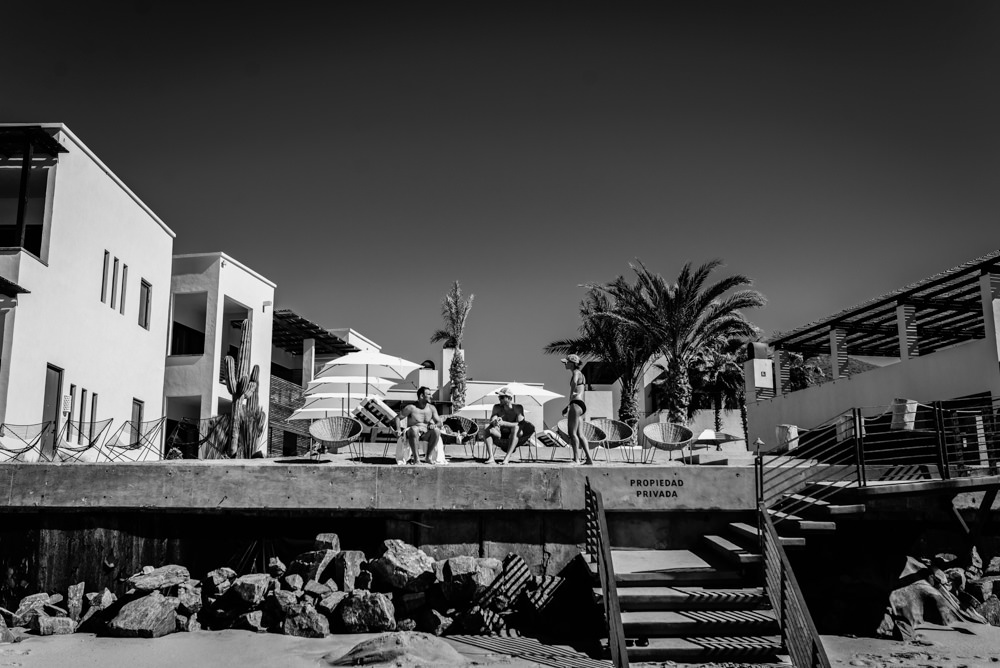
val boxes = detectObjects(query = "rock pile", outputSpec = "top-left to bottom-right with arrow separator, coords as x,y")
0,535 -> 585,642
878,548 -> 1000,638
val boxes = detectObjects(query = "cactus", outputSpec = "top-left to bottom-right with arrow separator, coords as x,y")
223,319 -> 267,458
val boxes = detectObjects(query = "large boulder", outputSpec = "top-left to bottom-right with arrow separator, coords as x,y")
267,557 -> 287,578
37,616 -> 76,636
323,631 -> 467,667
283,603 -> 329,638
231,574 -> 270,607
291,550 -> 338,582
176,580 -> 203,616
283,574 -> 304,592
107,591 -> 179,638
66,582 -> 85,622
414,608 -> 452,636
314,533 -> 341,552
304,579 -> 335,602
334,551 -> 366,592
205,567 -> 237,596
12,593 -> 50,626
78,588 -> 118,632
266,589 -> 301,618
317,592 -> 349,619
369,540 -> 435,592
878,556 -> 986,639
976,595 -> 1000,625
234,610 -> 268,633
127,565 -> 191,593
335,590 -> 396,633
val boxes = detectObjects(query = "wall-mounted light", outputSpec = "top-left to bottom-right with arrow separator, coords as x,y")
263,300 -> 272,312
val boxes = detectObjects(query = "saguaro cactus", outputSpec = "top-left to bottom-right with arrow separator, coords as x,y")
223,320 -> 267,458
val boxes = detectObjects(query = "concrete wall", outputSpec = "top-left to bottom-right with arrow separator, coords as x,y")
0,126 -> 174,430
747,338 -> 1000,450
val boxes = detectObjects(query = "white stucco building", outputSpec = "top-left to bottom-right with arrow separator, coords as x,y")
165,252 -> 275,452
0,124 -> 174,456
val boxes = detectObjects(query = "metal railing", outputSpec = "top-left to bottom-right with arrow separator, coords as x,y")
585,477 -> 629,668
759,502 -> 831,668
757,394 -> 1000,520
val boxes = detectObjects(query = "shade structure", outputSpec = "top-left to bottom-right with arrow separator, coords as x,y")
473,382 -> 563,406
316,351 -> 421,382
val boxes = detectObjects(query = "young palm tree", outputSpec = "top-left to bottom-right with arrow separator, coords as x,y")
592,259 -> 765,424
430,281 -> 474,409
690,337 -> 748,433
544,289 -> 659,428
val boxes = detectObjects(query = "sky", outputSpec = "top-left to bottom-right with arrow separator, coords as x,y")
5,2 -> 1000,425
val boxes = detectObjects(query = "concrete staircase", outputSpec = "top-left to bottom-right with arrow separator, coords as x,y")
591,527 -> 783,663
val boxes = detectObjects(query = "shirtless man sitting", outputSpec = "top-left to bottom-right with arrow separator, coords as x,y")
397,386 -> 443,465
483,388 -> 536,465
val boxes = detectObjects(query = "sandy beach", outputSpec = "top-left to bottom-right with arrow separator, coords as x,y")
824,624 -> 1000,668
0,631 -> 547,668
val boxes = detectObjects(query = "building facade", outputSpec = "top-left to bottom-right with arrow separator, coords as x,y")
0,124 -> 174,455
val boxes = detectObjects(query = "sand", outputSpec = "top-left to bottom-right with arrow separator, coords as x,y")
0,631 -> 544,668
824,623 -> 1000,668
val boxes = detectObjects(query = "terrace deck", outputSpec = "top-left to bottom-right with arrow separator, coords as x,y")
0,444 -> 757,513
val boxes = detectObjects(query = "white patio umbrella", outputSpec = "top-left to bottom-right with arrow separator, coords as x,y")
316,351 -> 421,381
306,376 -> 394,396
457,404 -> 499,416
473,382 -> 563,407
287,407 -> 353,420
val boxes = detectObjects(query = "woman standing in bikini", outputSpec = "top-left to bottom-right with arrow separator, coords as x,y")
561,354 -> 594,465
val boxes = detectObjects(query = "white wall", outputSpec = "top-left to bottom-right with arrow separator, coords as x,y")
747,337 -> 1000,451
166,254 -> 275,448
0,127 -> 174,435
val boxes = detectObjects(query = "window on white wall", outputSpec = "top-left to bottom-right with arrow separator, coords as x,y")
110,258 -> 119,309
119,265 -> 128,315
68,384 -> 76,443
79,388 -> 88,428
89,393 -> 98,441
138,280 -> 152,330
101,251 -> 109,303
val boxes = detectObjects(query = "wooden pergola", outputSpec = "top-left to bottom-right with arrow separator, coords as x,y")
271,309 -> 358,357
769,251 -> 1000,389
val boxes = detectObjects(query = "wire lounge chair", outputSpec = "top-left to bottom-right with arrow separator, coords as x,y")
556,419 -> 607,463
0,422 -> 53,463
56,418 -> 115,462
101,417 -> 167,462
309,416 -> 364,460
642,422 -> 695,463
442,415 -> 479,460
530,428 -> 568,461
591,418 -> 635,463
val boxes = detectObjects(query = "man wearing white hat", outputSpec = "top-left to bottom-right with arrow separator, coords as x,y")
483,387 -> 536,465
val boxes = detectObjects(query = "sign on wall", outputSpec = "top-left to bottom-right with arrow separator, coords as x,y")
752,359 -> 774,389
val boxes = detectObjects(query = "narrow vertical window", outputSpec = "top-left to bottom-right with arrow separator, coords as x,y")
119,265 -> 128,315
131,398 -> 144,442
80,388 -> 88,431
138,280 -> 152,330
101,251 -> 110,303
68,384 -> 77,443
110,258 -> 120,309
89,393 -> 98,441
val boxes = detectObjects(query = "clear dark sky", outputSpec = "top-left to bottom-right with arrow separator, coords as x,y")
6,2 -> 1000,424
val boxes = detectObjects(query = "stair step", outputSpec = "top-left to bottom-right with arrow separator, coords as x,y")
781,493 -> 866,516
703,535 -> 762,566
768,509 -> 837,532
729,521 -> 806,549
621,609 -> 778,637
620,635 -> 783,662
589,549 -> 747,587
598,586 -> 766,611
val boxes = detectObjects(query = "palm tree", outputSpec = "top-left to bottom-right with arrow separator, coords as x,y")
591,259 -> 765,424
544,289 -> 659,428
430,281 -> 474,409
689,337 -> 748,433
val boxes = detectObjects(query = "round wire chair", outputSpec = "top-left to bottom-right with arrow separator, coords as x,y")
556,419 -> 607,462
591,418 -> 635,463
642,422 -> 695,462
443,415 -> 480,459
308,417 -> 364,459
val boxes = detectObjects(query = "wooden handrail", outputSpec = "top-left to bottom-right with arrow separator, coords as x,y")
587,478 -> 629,668
759,502 -> 831,668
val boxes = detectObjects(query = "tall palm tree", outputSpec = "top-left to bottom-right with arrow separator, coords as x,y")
544,289 -> 659,428
430,281 -> 474,409
689,337 -> 748,433
592,259 -> 765,424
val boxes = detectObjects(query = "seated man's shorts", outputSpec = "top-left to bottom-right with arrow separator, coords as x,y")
497,422 -> 536,451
